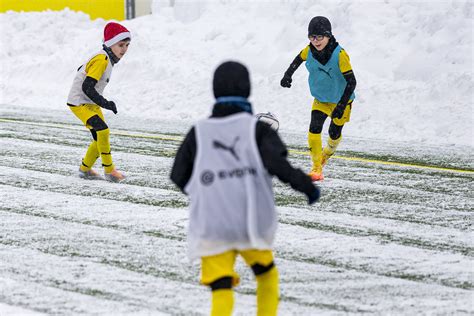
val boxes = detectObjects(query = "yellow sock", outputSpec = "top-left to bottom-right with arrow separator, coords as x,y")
322,135 -> 342,165
80,140 -> 100,172
256,267 -> 279,316
96,129 -> 114,173
211,289 -> 234,316
308,132 -> 323,172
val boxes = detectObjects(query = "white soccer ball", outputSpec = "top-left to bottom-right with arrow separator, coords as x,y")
255,112 -> 279,131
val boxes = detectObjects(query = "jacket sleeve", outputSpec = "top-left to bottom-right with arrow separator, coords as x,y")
283,54 -> 304,78
283,46 -> 309,78
255,122 -> 317,197
81,54 -> 110,107
170,127 -> 196,193
338,71 -> 357,106
82,76 -> 109,107
338,49 -> 357,105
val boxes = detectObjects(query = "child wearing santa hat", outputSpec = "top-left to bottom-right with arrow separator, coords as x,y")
67,22 -> 131,182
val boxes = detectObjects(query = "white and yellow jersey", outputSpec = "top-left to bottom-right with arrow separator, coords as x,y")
67,50 -> 112,106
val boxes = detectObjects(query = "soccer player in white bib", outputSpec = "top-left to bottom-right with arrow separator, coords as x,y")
171,61 -> 320,316
67,22 -> 130,182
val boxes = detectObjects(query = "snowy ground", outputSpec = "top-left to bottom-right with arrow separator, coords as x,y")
0,105 -> 472,315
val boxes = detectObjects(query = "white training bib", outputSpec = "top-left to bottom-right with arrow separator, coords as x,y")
67,49 -> 113,106
185,112 -> 276,260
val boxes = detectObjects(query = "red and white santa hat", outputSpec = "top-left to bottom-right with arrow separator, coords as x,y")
103,22 -> 131,47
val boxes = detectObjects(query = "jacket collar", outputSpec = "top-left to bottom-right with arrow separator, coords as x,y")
212,96 -> 253,117
309,36 -> 339,65
102,44 -> 120,65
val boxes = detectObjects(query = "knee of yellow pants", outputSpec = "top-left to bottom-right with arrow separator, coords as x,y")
239,249 -> 274,267
96,128 -> 113,172
96,128 -> 110,139
256,267 -> 279,316
96,129 -> 111,152
201,251 -> 239,286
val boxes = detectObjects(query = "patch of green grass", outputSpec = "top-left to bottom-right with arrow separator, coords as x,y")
279,251 -> 473,290
143,230 -> 185,241
275,194 -> 306,206
81,288 -> 108,297
282,294 -> 366,313
99,259 -> 190,283
0,177 -> 187,208
280,219 -> 473,256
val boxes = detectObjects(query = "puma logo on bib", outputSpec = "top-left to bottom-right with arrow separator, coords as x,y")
213,137 -> 240,161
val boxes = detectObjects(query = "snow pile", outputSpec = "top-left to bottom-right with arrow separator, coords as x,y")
0,0 -> 472,146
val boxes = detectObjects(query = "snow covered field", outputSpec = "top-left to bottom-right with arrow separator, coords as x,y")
0,106 -> 472,315
0,0 -> 473,315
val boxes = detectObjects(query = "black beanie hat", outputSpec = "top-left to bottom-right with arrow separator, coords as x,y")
308,16 -> 332,37
213,61 -> 251,98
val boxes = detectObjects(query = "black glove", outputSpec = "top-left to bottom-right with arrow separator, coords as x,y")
331,102 -> 346,119
280,75 -> 292,88
102,101 -> 118,114
307,186 -> 321,205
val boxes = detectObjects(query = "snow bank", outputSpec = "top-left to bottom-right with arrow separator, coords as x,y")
0,0 -> 472,146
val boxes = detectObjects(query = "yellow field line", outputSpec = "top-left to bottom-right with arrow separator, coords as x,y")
0,118 -> 183,141
289,149 -> 473,174
1,118 -> 472,175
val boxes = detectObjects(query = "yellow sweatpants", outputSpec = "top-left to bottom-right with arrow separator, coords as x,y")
69,104 -> 114,173
202,249 -> 279,316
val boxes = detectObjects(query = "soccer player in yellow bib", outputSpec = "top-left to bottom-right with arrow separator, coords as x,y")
280,16 -> 357,181
66,22 -> 131,182
171,61 -> 320,315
